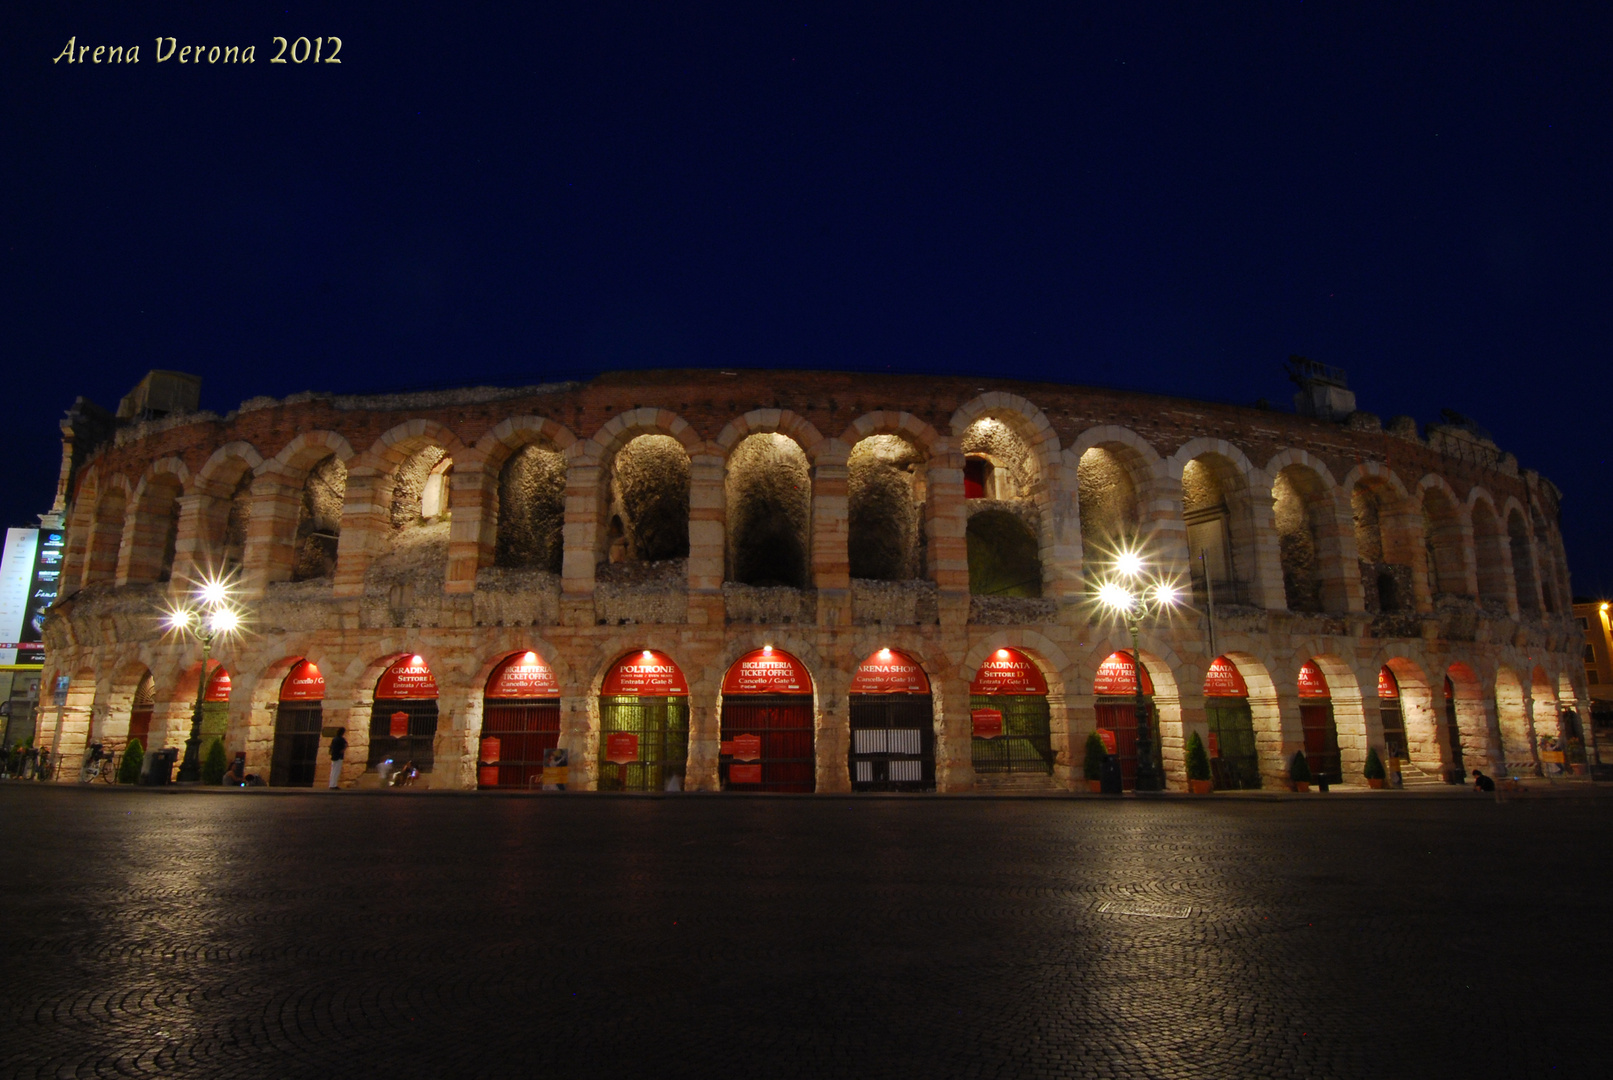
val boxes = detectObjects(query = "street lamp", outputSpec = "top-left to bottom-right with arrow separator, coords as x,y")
164,576 -> 243,783
1095,548 -> 1180,792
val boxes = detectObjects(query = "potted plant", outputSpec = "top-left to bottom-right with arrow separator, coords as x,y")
118,738 -> 145,784
1083,732 -> 1106,792
1363,747 -> 1387,789
1185,732 -> 1213,794
1288,750 -> 1312,792
202,738 -> 228,785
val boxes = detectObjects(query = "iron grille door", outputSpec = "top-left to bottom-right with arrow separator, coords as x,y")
127,707 -> 153,748
720,694 -> 815,792
199,701 -> 229,747
1443,687 -> 1466,782
1092,699 -> 1142,787
848,693 -> 935,791
270,704 -> 323,787
480,699 -> 560,788
1379,701 -> 1408,761
972,694 -> 1055,776
367,698 -> 441,773
1299,702 -> 1343,783
1205,699 -> 1261,789
598,696 -> 689,792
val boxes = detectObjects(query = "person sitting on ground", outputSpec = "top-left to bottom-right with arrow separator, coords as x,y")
224,755 -> 246,786
1471,768 -> 1495,793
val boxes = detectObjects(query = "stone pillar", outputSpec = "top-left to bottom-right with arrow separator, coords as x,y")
561,457 -> 600,627
444,463 -> 488,596
687,452 -> 725,627
1248,485 -> 1288,612
1041,459 -> 1082,604
1321,489 -> 1367,613
332,468 -> 389,598
815,669 -> 851,793
169,493 -> 215,591
928,445 -> 969,627
810,446 -> 850,626
240,469 -> 304,598
686,688 -> 720,792
933,671 -> 975,792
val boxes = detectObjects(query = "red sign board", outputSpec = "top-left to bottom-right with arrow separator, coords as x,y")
389,711 -> 410,738
1095,728 -> 1118,754
1093,651 -> 1153,696
377,655 -> 439,700
279,660 -> 325,702
969,648 -> 1048,696
602,651 -> 689,696
730,734 -> 762,761
478,765 -> 500,787
605,731 -> 640,764
204,665 -> 231,703
480,737 -> 501,764
722,648 -> 812,695
1207,731 -> 1220,758
729,763 -> 763,784
971,708 -> 1004,739
719,740 -> 736,756
486,651 -> 560,699
849,649 -> 931,694
1203,656 -> 1248,698
1378,666 -> 1399,700
1298,660 -> 1330,699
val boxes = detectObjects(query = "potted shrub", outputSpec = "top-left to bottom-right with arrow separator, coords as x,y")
1288,750 -> 1312,792
1185,732 -> 1213,794
1363,747 -> 1387,789
201,738 -> 228,785
1083,732 -> 1106,792
118,738 -> 145,785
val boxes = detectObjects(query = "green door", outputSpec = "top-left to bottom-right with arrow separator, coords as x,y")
1205,698 -> 1260,789
599,695 -> 689,791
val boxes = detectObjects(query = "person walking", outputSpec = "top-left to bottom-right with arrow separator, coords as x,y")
327,728 -> 347,789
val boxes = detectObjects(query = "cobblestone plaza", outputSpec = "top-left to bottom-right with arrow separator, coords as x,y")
3,786 -> 1608,1078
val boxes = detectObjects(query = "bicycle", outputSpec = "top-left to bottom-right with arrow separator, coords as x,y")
79,744 -> 119,784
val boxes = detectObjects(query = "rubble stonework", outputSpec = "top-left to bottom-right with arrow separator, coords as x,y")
39,369 -> 1591,791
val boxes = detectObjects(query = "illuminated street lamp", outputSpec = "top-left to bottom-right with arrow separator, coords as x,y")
1095,549 -> 1180,792
163,577 -> 243,783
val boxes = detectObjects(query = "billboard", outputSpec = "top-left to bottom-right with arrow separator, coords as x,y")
0,528 -> 61,667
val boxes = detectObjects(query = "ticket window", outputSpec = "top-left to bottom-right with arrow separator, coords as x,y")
368,654 -> 440,773
971,648 -> 1053,777
271,659 -> 325,787
720,647 -> 815,793
599,651 -> 689,792
849,648 -> 935,792
480,651 -> 561,790
1298,660 -> 1342,784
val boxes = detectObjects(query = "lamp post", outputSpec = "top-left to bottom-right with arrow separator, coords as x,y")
1096,551 -> 1180,792
165,579 -> 241,783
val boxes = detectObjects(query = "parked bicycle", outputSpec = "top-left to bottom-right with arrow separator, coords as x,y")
79,743 -> 119,784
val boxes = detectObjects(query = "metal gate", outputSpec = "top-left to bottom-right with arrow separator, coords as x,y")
270,703 -> 323,787
1442,678 -> 1465,782
721,694 -> 814,792
1379,699 -> 1408,762
479,699 -> 560,788
598,695 -> 688,791
848,693 -> 934,792
1299,702 -> 1343,784
367,698 -> 440,773
199,701 -> 229,747
972,694 -> 1054,775
1205,698 -> 1260,789
1094,699 -> 1147,788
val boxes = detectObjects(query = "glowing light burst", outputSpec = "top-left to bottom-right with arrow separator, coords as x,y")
1097,582 -> 1135,613
1113,549 -> 1144,579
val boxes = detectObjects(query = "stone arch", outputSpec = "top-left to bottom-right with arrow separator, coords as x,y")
1376,652 -> 1443,779
847,430 -> 929,582
1266,454 -> 1353,613
725,431 -> 812,588
1070,427 -> 1167,586
1297,652 -> 1367,782
948,392 -> 1060,476
1445,661 -> 1496,777
119,459 -> 190,585
1504,504 -> 1541,616
466,417 -> 579,577
1194,647 -> 1285,785
956,407 -> 1053,598
1467,491 -> 1512,615
1529,502 -> 1563,614
246,431 -> 355,588
715,409 -> 826,460
1419,476 -> 1474,600
1169,438 -> 1267,608
81,474 -> 131,586
189,442 -> 265,577
1493,666 -> 1536,774
1343,464 -> 1419,615
99,658 -> 155,749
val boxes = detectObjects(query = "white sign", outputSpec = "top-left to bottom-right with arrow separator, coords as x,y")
0,529 -> 39,666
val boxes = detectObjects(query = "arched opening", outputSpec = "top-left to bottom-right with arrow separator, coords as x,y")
1298,660 -> 1343,784
292,455 -> 346,581
127,474 -> 184,583
1470,500 -> 1509,613
218,468 -> 254,572
1531,667 -> 1563,775
849,648 -> 935,791
1182,456 -> 1251,606
1092,651 -> 1153,790
270,659 -> 325,787
1077,447 -> 1141,573
1378,666 -> 1407,765
1442,664 -> 1489,783
1351,480 -> 1416,614
603,435 -> 690,567
1382,658 -> 1443,782
1273,467 -> 1344,613
494,444 -> 566,572
83,487 -> 127,584
848,434 -> 926,581
1204,657 -> 1260,789
969,648 -> 1053,781
725,434 -> 811,588
1506,510 -> 1540,615
367,654 -> 440,776
719,647 -> 815,792
966,511 -> 1041,597
598,650 -> 689,791
479,651 -> 560,789
1531,510 -> 1560,613
175,661 -> 232,756
1493,667 -> 1534,775
127,671 -> 155,750
1422,488 -> 1469,601
961,416 -> 1035,500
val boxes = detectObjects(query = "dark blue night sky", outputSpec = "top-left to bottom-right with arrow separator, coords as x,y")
6,3 -> 1611,590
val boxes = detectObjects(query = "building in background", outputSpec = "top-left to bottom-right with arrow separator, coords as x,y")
0,514 -> 63,748
1572,599 -> 1613,777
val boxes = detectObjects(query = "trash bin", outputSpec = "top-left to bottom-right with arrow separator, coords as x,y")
1099,754 -> 1123,795
140,747 -> 178,787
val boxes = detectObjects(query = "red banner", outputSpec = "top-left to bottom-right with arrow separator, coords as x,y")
486,651 -> 560,698
722,648 -> 812,695
279,660 -> 325,702
480,737 -> 501,764
602,651 -> 689,696
719,740 -> 735,756
377,655 -> 439,700
1095,728 -> 1117,754
478,765 -> 500,788
729,763 -> 763,784
205,666 -> 231,703
1093,651 -> 1153,696
969,648 -> 1048,696
1378,666 -> 1399,699
730,733 -> 762,761
1298,660 -> 1330,699
389,711 -> 410,738
971,708 -> 1004,739
1203,656 -> 1248,698
849,649 -> 930,694
605,731 -> 640,764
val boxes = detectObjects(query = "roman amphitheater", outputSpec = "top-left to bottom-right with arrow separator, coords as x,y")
38,367 -> 1592,792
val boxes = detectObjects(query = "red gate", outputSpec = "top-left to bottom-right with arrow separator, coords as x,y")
720,648 -> 814,792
